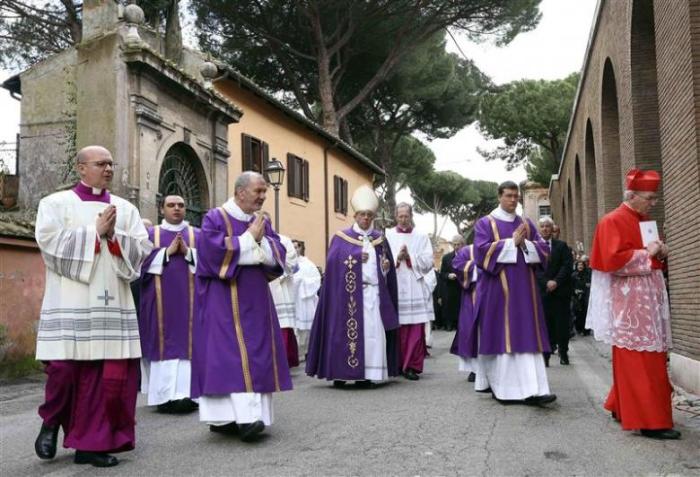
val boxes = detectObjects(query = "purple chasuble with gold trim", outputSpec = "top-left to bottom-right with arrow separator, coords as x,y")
473,215 -> 551,355
191,208 -> 292,397
305,227 -> 401,381
139,225 -> 199,361
450,244 -> 479,359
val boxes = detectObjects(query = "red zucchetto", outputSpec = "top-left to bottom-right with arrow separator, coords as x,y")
625,169 -> 661,192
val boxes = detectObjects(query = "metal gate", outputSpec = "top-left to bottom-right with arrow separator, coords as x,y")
158,143 -> 208,226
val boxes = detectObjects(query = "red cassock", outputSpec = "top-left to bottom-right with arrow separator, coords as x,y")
590,204 -> 673,431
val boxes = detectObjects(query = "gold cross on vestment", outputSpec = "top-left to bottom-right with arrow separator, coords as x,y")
344,255 -> 357,268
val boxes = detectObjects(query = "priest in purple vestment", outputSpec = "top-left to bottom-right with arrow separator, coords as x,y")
449,243 -> 479,383
306,185 -> 400,388
471,181 -> 556,405
139,195 -> 200,414
34,146 -> 151,467
191,171 -> 292,442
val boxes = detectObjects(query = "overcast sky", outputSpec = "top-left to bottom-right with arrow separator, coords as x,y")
0,0 -> 598,237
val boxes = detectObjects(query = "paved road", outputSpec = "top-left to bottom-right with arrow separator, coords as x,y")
1,332 -> 698,476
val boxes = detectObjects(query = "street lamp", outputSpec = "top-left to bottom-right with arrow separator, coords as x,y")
265,158 -> 285,232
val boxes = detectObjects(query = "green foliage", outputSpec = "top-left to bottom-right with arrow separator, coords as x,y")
0,1 -> 82,70
443,179 -> 499,235
192,0 -> 542,135
351,33 -> 489,211
0,1 -> 173,71
0,356 -> 42,380
525,146 -> 558,186
477,72 -> 579,169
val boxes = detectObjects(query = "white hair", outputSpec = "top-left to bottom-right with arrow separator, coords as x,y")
234,171 -> 266,194
395,202 -> 413,215
623,190 -> 635,201
538,216 -> 554,226
452,234 -> 466,244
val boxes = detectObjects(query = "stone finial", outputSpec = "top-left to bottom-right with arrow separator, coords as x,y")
123,4 -> 145,46
200,61 -> 219,89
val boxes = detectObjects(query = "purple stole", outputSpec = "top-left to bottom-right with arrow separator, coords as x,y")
139,225 -> 199,361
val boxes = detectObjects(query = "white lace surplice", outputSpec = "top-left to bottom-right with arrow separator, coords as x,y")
586,249 -> 671,352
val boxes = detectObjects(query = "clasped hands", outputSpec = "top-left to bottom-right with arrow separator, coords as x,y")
246,213 -> 266,243
512,224 -> 527,247
166,233 -> 189,257
96,205 -> 116,238
647,240 -> 669,260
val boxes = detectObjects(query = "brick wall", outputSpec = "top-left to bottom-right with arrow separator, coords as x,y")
550,0 -> 700,362
655,0 -> 700,361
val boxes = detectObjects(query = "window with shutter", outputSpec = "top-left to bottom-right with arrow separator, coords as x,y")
287,154 -> 309,200
241,133 -> 266,173
333,175 -> 348,215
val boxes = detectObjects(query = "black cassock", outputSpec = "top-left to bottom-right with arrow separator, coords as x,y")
439,251 -> 461,331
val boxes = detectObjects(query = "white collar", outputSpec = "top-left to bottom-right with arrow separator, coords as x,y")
80,181 -> 103,195
352,222 -> 373,237
490,206 -> 518,223
160,219 -> 189,232
222,198 -> 254,221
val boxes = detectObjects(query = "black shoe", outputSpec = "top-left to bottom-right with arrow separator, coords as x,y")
239,420 -> 265,442
354,380 -> 377,389
172,398 -> 198,414
524,394 -> 557,406
475,386 -> 492,393
156,401 -> 175,414
209,422 -> 239,435
544,354 -> 550,368
35,423 -> 59,460
332,380 -> 347,388
467,372 -> 476,383
640,429 -> 681,440
403,369 -> 419,381
560,352 -> 570,365
74,451 -> 119,467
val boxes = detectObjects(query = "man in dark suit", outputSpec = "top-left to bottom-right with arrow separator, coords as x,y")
537,218 -> 573,366
439,235 -> 465,332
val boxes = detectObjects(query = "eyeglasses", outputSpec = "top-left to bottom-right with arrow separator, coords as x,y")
79,161 -> 116,169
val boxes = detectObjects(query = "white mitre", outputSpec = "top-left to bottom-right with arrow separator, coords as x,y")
351,185 -> 379,213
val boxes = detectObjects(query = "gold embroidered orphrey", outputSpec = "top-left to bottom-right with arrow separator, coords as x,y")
344,254 -> 359,368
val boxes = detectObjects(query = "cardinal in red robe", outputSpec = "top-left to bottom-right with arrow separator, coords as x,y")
586,169 -> 679,440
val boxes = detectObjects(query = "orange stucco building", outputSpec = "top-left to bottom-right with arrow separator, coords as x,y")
214,70 -> 382,266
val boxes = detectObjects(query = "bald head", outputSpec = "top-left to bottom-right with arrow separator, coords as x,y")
75,145 -> 114,189
76,145 -> 111,164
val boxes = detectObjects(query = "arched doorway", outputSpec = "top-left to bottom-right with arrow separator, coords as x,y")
574,155 -> 584,247
158,143 -> 209,226
584,119 -> 598,247
601,58 -> 622,211
631,0 -> 664,223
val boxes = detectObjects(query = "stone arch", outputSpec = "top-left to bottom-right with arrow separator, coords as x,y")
584,119 -> 599,248
158,142 -> 210,226
601,58 -> 623,211
630,0 -> 664,222
574,155 -> 584,247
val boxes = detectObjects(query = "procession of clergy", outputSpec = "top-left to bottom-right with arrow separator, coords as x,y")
31,145 -> 680,468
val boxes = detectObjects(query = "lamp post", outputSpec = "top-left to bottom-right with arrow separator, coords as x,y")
265,158 -> 285,232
